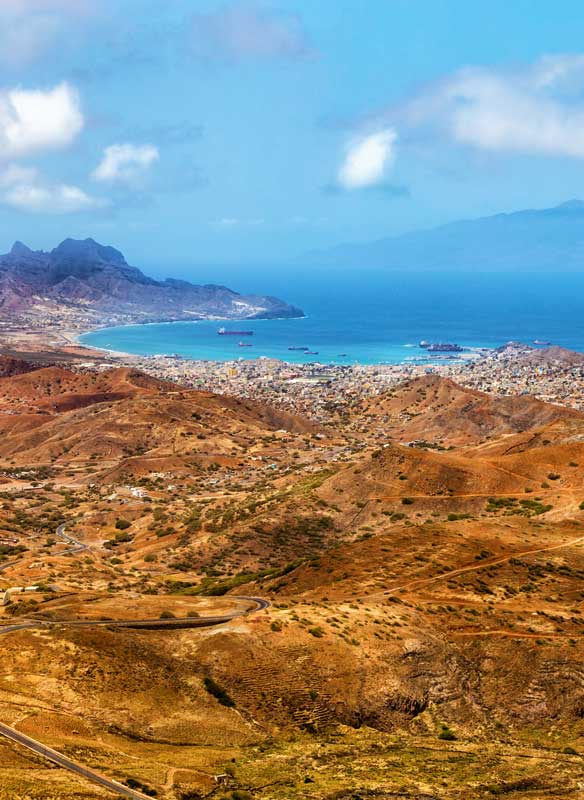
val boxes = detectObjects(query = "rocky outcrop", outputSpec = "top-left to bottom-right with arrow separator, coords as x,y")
0,237 -> 303,323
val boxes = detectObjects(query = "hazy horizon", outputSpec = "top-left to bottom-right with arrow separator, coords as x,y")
2,1 -> 584,269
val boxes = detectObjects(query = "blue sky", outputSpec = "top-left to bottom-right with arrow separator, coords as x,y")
1,0 -> 584,278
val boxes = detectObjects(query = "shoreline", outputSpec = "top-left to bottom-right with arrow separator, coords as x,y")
3,314 -> 572,374
3,320 -> 583,417
75,318 -> 490,368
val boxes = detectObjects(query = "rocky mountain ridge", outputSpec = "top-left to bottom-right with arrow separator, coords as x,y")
0,237 -> 303,324
301,199 -> 584,270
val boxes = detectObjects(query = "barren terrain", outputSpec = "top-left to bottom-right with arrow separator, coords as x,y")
0,357 -> 583,799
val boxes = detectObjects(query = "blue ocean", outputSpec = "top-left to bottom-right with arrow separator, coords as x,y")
80,269 -> 584,365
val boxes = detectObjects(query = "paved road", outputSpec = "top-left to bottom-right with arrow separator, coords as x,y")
0,595 -> 269,797
0,524 -> 86,576
0,595 -> 269,796
0,524 -> 270,797
0,596 -> 268,636
56,523 -> 88,554
0,559 -> 23,574
236,595 -> 270,611
0,722 -> 151,799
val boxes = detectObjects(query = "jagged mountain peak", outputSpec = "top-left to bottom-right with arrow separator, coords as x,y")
50,238 -> 127,266
10,241 -> 34,258
0,236 -> 303,322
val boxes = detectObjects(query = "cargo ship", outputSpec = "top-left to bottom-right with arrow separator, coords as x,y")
238,342 -> 253,347
218,327 -> 253,336
419,341 -> 463,352
288,346 -> 309,351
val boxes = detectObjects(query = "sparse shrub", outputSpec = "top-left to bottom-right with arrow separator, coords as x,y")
438,724 -> 457,741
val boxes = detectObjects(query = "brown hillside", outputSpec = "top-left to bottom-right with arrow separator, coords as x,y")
360,373 -> 582,445
0,365 -> 168,412
1,364 -> 584,799
0,365 -> 318,476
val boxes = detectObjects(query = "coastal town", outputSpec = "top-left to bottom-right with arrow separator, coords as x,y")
57,339 -> 584,424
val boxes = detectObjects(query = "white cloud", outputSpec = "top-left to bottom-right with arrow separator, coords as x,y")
397,54 -> 584,159
190,2 -> 313,62
92,143 -> 160,184
5,183 -> 103,214
0,164 -> 105,214
0,164 -> 37,188
0,1 -> 92,67
0,82 -> 83,159
337,129 -> 397,190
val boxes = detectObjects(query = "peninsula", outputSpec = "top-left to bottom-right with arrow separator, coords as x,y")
0,238 -> 304,333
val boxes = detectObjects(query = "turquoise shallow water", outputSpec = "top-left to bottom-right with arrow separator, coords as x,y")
80,270 -> 584,365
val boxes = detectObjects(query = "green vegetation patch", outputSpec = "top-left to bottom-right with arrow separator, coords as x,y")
486,497 -> 552,516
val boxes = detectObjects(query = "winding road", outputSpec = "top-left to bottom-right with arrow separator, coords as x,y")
0,722 -> 152,799
0,526 -> 270,798
56,522 -> 89,554
0,595 -> 268,798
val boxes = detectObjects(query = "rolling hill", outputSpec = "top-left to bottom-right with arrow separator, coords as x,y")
0,363 -> 583,799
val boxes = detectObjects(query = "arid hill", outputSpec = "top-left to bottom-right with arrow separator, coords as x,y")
0,363 -> 167,412
521,345 -> 584,365
0,366 -> 583,799
360,373 -> 582,445
0,363 -> 318,478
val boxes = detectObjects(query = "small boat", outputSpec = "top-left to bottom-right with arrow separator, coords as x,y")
218,327 -> 253,336
238,342 -> 253,347
305,351 -> 319,355
337,353 -> 348,357
288,346 -> 309,351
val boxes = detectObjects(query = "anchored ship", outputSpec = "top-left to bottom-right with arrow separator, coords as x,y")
218,327 -> 253,336
419,341 -> 464,352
